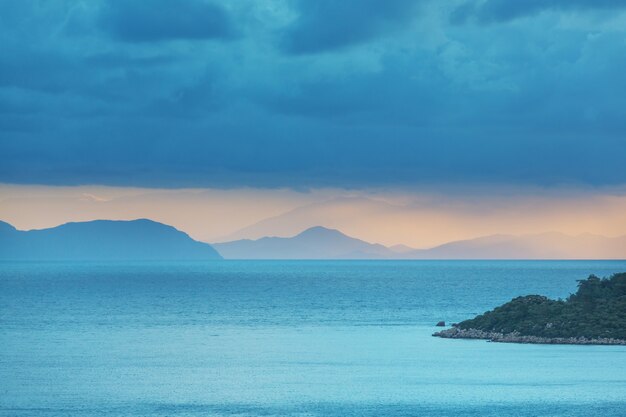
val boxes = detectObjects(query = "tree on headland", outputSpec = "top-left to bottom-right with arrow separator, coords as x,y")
454,273 -> 626,340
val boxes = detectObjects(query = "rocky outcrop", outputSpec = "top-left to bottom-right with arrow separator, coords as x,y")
433,327 -> 626,345
433,274 -> 626,345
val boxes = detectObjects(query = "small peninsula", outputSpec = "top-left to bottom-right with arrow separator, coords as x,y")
434,273 -> 626,345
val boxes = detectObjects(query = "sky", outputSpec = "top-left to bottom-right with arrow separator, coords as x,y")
2,184 -> 625,248
1,0 -> 625,246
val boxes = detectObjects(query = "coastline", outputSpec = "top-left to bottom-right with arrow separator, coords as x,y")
433,327 -> 626,346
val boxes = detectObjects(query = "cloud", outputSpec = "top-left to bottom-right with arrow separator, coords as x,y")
282,0 -> 421,54
451,0 -> 626,24
98,0 -> 236,42
0,1 -> 625,189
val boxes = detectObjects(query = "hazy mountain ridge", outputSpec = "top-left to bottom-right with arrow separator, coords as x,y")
213,226 -> 397,259
0,219 -> 222,261
2,218 -> 623,260
216,197 -> 401,242
409,232 -> 626,259
215,227 -> 626,260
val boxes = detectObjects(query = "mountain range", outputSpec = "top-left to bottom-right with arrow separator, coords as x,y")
0,219 -> 222,261
213,226 -> 394,259
1,219 -> 624,260
407,232 -> 626,260
214,227 -> 626,260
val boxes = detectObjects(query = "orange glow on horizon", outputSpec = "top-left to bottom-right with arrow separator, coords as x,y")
1,183 -> 625,249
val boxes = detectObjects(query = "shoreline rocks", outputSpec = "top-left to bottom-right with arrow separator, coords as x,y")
433,327 -> 626,346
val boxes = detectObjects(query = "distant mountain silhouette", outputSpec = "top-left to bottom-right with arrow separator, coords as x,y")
3,219 -> 623,260
0,219 -> 222,261
214,227 -> 626,259
217,196 -> 398,242
408,232 -> 626,259
389,244 -> 417,254
213,226 -> 396,259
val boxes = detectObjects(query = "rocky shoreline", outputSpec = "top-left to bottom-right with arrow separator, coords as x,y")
433,327 -> 626,345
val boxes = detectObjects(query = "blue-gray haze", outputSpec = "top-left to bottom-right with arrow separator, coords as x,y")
1,1 -> 625,188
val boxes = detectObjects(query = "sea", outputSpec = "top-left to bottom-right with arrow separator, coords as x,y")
1,260 -> 625,417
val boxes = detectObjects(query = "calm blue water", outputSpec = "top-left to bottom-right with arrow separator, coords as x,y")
1,260 -> 626,416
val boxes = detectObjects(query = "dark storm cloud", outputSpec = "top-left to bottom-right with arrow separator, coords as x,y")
98,0 -> 236,42
282,0 -> 421,54
452,0 -> 626,24
0,0 -> 625,188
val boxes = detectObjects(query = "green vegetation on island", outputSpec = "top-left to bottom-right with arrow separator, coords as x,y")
434,273 -> 626,344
